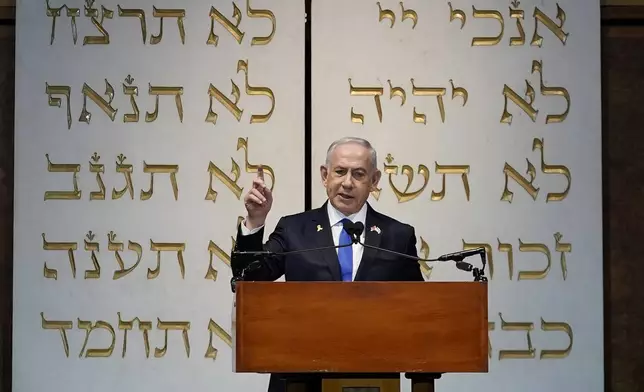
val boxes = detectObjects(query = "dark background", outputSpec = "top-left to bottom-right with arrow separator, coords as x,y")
0,3 -> 643,391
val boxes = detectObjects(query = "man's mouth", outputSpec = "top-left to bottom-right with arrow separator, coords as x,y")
338,193 -> 354,200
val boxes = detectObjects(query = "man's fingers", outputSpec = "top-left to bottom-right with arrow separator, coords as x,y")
252,177 -> 266,190
246,165 -> 270,208
257,165 -> 264,181
262,185 -> 273,201
250,188 -> 267,203
246,193 -> 264,206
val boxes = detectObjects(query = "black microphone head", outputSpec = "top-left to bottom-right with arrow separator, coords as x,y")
341,220 -> 363,243
455,261 -> 473,272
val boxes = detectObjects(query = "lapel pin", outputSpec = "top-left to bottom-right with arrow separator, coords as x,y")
370,225 -> 381,234
317,224 -> 323,232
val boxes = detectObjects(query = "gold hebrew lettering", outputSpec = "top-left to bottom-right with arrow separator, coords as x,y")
118,313 -> 152,358
533,138 -> 571,202
388,80 -> 406,106
112,154 -> 134,200
109,231 -> 143,280
118,6 -> 146,44
150,7 -> 186,44
448,2 -> 466,28
206,240 -> 233,281
44,154 -> 81,201
84,231 -> 100,279
411,78 -> 446,124
540,318 -> 573,359
462,241 -> 493,278
501,160 -> 539,202
140,162 -> 179,201
46,83 -> 72,130
471,7 -> 504,46
205,319 -> 232,360
47,1 -> 79,45
488,321 -> 495,358
206,82 -> 244,125
77,318 -> 116,357
148,240 -> 186,279
66,6 -> 80,44
208,4 -> 244,45
554,232 -> 571,280
498,239 -> 514,280
349,78 -> 383,124
41,312 -> 73,357
237,60 -> 275,123
500,82 -> 538,124
237,137 -> 275,191
79,80 -> 117,124
531,4 -> 568,47
205,159 -> 244,202
509,2 -> 525,46
431,164 -> 471,201
247,0 -> 276,45
145,85 -> 184,123
83,0 -> 113,45
370,186 -> 382,200
382,154 -> 429,203
89,152 -> 105,200
518,240 -> 551,280
155,319 -> 191,358
43,233 -> 77,279
418,236 -> 432,279
400,3 -> 418,28
531,60 -> 570,124
122,75 -> 140,123
450,79 -> 468,106
498,312 -> 535,359
377,2 -> 395,28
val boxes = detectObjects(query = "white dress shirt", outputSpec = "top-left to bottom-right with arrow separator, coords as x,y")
240,201 -> 368,281
326,201 -> 366,281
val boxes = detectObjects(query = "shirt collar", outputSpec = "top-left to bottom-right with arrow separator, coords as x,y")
327,200 -> 368,227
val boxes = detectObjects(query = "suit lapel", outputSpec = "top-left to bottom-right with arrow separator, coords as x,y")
355,204 -> 382,280
311,203 -> 342,280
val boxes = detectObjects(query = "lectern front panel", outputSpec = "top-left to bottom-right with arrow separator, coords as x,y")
234,282 -> 488,374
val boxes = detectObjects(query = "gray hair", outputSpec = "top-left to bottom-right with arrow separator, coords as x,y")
325,137 -> 378,170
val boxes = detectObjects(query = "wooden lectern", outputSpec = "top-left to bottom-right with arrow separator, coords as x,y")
233,281 -> 488,392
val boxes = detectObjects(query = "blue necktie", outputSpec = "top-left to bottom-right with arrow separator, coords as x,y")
338,219 -> 353,281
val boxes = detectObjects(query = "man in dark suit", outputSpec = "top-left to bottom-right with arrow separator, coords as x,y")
231,136 -> 424,391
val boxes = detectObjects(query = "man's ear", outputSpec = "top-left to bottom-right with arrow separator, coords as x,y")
320,165 -> 328,185
370,169 -> 382,191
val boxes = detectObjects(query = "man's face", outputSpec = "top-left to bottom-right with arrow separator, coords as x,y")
320,143 -> 381,215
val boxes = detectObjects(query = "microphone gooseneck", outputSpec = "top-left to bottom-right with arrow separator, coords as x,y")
230,220 -> 488,292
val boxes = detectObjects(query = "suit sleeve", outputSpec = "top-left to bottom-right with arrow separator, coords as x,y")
403,225 -> 425,281
231,217 -> 288,281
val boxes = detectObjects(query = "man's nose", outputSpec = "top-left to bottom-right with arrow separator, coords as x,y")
341,172 -> 353,187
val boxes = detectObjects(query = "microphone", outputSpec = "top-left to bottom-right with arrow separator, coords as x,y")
232,221 -> 365,259
456,261 -> 473,272
230,220 -> 488,290
232,242 -> 353,257
344,221 -> 487,282
230,241 -> 354,293
343,221 -> 364,244
437,248 -> 485,262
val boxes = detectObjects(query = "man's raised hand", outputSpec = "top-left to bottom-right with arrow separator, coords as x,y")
243,165 -> 273,229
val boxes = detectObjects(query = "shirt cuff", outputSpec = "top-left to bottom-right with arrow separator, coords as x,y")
240,220 -> 264,236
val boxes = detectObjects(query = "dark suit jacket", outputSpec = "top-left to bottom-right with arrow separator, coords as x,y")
231,201 -> 424,282
230,201 -> 424,392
